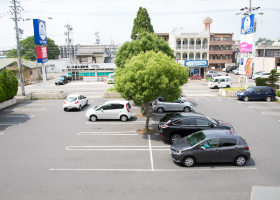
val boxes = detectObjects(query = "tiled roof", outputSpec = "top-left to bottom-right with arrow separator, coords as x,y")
0,58 -> 42,70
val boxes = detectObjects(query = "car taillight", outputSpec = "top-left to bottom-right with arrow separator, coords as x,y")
126,104 -> 129,112
245,146 -> 249,150
64,101 -> 66,104
75,101 -> 79,104
154,101 -> 157,105
161,125 -> 168,128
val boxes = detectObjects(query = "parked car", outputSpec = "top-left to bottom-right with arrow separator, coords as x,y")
107,73 -> 115,84
233,68 -> 239,75
170,129 -> 250,167
208,76 -> 232,89
86,100 -> 132,122
158,112 -> 234,144
206,70 -> 221,77
236,86 -> 276,102
226,66 -> 238,73
152,97 -> 193,114
252,72 -> 270,80
55,76 -> 68,85
63,94 -> 88,111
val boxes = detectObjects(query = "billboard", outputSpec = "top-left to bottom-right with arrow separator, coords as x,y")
240,33 -> 253,52
36,46 -> 48,63
185,60 -> 208,67
33,19 -> 47,45
239,57 -> 252,76
240,14 -> 255,34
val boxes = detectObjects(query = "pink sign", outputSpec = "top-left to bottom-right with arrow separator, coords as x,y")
240,33 -> 253,53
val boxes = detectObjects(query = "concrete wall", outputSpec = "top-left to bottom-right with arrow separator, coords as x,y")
254,57 -> 276,72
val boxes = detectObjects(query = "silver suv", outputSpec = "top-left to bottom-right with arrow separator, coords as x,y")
152,97 -> 193,113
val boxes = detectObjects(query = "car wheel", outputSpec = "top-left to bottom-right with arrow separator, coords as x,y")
183,106 -> 190,113
55,83 -> 57,85
90,115 -> 97,122
234,155 -> 246,166
214,85 -> 219,89
157,107 -> 164,114
170,133 -> 182,144
64,108 -> 67,111
183,156 -> 195,167
266,96 -> 272,102
79,105 -> 82,111
226,85 -> 230,88
243,96 -> 249,102
85,100 -> 88,106
120,115 -> 128,122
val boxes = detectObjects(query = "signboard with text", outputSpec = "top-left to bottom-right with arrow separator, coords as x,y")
240,33 -> 253,52
185,60 -> 208,67
239,56 -> 252,76
240,14 -> 255,34
36,46 -> 48,63
33,19 -> 47,45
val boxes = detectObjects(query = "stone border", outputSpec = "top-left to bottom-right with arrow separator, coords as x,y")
218,89 -> 236,97
26,92 -> 67,100
104,92 -> 122,98
0,98 -> 17,110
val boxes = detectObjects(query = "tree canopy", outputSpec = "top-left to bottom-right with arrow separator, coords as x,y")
115,32 -> 175,69
131,7 -> 154,40
6,36 -> 60,61
255,38 -> 273,45
115,51 -> 188,131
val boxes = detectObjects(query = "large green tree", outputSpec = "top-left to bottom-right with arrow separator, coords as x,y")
266,69 -> 280,89
115,51 -> 188,131
6,36 -> 60,61
131,7 -> 154,40
115,32 -> 175,69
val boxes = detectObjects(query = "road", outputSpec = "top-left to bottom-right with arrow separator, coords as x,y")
2,76 -> 279,200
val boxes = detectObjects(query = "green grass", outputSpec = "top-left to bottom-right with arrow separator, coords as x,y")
223,87 -> 245,91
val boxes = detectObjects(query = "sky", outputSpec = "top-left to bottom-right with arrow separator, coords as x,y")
0,0 -> 280,51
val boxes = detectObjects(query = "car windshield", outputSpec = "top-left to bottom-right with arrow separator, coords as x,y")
65,97 -> 77,101
206,117 -> 217,124
245,87 -> 254,92
186,131 -> 206,146
57,77 -> 64,80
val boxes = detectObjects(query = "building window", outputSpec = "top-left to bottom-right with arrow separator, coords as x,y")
81,57 -> 88,62
214,37 -> 220,41
213,47 -> 219,50
223,37 -> 230,41
30,71 -> 32,75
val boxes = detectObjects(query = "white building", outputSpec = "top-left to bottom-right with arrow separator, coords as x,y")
169,27 -> 210,78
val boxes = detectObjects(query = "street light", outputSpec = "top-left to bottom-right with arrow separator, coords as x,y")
261,40 -> 266,77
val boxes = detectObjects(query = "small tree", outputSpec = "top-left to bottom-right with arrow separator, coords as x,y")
131,7 -> 154,40
115,32 -> 175,69
266,69 -> 279,89
115,51 -> 188,131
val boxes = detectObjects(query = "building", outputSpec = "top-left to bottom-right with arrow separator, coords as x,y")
0,58 -> 42,83
254,37 -> 280,73
156,33 -> 169,43
61,45 -> 118,81
168,27 -> 210,78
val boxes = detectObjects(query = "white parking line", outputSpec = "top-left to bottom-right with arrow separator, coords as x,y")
19,103 -> 54,106
217,98 -> 222,101
148,135 -> 154,170
0,122 -> 21,125
248,106 -> 280,109
262,112 -> 280,115
203,97 -> 209,101
0,114 -> 26,118
0,133 -> 4,135
78,131 -> 137,135
49,167 -> 257,172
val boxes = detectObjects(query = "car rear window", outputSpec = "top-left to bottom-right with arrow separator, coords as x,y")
65,97 -> 77,101
222,138 -> 237,147
112,104 -> 124,109
127,103 -> 131,109
240,137 -> 247,145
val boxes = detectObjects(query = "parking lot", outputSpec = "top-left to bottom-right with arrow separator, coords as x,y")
1,92 -> 280,199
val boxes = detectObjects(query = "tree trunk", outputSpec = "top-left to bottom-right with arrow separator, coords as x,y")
143,105 -> 147,115
144,102 -> 150,131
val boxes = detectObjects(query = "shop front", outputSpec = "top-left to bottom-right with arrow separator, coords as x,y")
185,60 -> 208,78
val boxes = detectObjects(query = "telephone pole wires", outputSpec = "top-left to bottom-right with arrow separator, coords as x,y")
64,23 -> 73,63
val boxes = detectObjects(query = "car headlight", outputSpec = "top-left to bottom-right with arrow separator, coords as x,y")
239,92 -> 244,95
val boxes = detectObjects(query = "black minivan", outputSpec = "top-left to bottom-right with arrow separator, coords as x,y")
158,113 -> 234,144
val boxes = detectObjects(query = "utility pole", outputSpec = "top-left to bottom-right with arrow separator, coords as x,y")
95,31 -> 100,44
64,23 -> 73,63
10,0 -> 25,95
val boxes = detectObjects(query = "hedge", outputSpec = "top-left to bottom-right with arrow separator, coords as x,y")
0,69 -> 18,103
255,77 -> 267,86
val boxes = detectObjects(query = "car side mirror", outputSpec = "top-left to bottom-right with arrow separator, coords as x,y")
209,123 -> 214,128
200,146 -> 206,150
101,108 -> 103,111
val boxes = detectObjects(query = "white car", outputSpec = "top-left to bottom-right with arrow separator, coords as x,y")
252,72 -> 270,80
233,68 -> 239,75
63,94 -> 88,111
86,100 -> 132,122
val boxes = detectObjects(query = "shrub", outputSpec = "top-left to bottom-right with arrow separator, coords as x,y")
0,85 -> 6,103
0,69 -> 18,102
276,90 -> 280,97
255,77 -> 267,86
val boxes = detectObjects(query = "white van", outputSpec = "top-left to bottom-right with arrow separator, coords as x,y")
208,76 -> 232,89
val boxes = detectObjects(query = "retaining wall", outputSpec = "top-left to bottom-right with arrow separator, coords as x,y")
0,98 -> 17,110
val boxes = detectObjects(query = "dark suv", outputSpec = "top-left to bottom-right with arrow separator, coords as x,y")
170,129 -> 251,167
226,66 -> 238,73
158,113 -> 234,144
55,76 -> 68,85
236,86 -> 276,102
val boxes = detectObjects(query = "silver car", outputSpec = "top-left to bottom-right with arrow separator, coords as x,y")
152,97 -> 193,113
